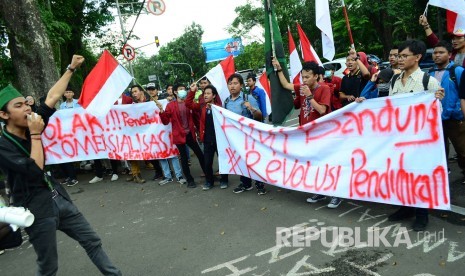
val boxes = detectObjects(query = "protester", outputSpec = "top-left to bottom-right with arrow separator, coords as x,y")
388,46 -> 401,74
420,14 -> 465,67
272,59 -> 341,208
428,40 -> 465,184
357,40 -> 444,231
358,68 -> 394,99
58,87 -> 80,187
149,83 -> 187,186
246,73 -> 268,121
159,84 -> 174,101
461,72 -> 465,120
323,64 -> 343,111
159,87 -> 206,188
339,53 -> 371,106
89,159 -> 120,183
186,83 -> 227,190
125,85 -> 163,183
223,73 -> 267,195
0,55 -> 121,275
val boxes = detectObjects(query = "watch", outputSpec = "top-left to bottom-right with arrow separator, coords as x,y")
66,64 -> 76,73
306,95 -> 314,100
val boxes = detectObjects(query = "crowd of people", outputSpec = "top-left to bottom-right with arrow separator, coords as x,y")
0,14 -> 464,275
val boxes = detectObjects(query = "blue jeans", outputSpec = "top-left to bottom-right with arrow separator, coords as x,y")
159,157 -> 183,180
25,195 -> 121,276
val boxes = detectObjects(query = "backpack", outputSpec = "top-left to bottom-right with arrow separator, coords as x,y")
224,93 -> 263,121
391,72 -> 430,91
428,64 -> 460,90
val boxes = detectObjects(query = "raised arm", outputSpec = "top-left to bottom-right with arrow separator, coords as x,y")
271,57 -> 294,91
45,55 -> 84,109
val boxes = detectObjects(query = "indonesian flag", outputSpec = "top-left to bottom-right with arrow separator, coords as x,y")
288,27 -> 302,85
296,23 -> 322,66
447,10 -> 465,35
428,0 -> 465,16
255,70 -> 272,117
78,50 -> 132,117
205,55 -> 235,103
315,0 -> 335,61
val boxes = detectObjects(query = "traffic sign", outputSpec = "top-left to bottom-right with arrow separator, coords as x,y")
146,0 -> 166,16
122,44 -> 135,61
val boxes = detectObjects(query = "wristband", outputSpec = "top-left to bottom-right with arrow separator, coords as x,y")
30,133 -> 41,136
306,95 -> 314,100
31,137 -> 42,140
276,69 -> 283,72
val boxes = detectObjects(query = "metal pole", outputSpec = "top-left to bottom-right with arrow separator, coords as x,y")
116,0 -> 136,84
167,62 -> 194,83
267,0 -> 277,71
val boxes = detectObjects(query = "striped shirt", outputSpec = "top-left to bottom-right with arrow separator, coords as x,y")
389,68 -> 440,95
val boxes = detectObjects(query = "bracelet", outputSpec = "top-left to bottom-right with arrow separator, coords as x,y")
31,137 -> 42,140
66,64 -> 76,73
30,133 -> 41,136
276,69 -> 283,72
307,95 -> 314,100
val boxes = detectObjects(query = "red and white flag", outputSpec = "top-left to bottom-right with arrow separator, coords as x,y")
316,0 -> 335,61
296,23 -> 322,66
428,0 -> 465,16
255,70 -> 272,116
288,27 -> 302,85
78,50 -> 132,117
205,55 -> 235,103
447,10 -> 465,35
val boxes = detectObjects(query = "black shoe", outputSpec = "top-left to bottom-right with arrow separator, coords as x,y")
152,172 -> 163,181
187,181 -> 197,188
388,207 -> 415,221
233,183 -> 253,194
412,215 -> 429,231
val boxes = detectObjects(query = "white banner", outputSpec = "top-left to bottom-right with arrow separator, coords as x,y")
42,101 -> 178,164
213,93 -> 450,210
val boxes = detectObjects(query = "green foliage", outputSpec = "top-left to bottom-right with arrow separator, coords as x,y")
133,23 -> 208,88
234,42 -> 265,71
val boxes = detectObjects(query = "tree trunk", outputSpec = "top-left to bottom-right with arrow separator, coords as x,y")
0,0 -> 58,100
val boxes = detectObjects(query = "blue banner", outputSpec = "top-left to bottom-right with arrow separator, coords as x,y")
203,38 -> 243,63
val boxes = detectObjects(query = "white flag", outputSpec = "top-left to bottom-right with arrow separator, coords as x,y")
428,0 -> 465,15
316,0 -> 335,61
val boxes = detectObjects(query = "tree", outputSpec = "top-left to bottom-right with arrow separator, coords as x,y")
0,0 -> 58,99
234,42 -> 265,71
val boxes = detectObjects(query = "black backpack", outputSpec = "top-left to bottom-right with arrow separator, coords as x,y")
428,64 -> 460,90
390,71 -> 430,91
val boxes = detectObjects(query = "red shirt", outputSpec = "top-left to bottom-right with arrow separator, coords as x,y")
293,84 -> 331,125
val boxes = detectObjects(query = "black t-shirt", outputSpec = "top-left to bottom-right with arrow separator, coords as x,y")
340,70 -> 368,106
204,108 -> 216,143
0,102 -> 71,219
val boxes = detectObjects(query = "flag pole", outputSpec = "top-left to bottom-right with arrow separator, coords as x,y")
341,0 -> 355,49
267,0 -> 277,71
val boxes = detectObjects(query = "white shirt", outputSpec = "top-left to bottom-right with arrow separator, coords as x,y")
389,67 -> 440,95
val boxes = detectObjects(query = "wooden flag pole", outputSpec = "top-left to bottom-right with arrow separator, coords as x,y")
341,0 -> 355,49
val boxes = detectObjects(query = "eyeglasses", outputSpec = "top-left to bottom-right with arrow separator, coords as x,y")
398,54 -> 417,60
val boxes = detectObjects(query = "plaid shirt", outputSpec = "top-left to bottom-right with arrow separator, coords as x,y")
390,67 -> 440,95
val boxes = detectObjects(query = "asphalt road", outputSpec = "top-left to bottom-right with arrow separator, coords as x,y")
1,109 -> 464,276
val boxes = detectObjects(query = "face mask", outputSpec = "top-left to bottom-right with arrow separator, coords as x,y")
324,71 -> 332,78
377,83 -> 390,93
177,89 -> 187,99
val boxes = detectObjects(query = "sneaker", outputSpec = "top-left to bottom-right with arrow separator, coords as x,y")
177,177 -> 187,185
111,174 -> 119,181
306,194 -> 326,203
233,183 -> 253,194
203,182 -> 213,190
187,181 -> 197,188
220,182 -> 228,189
388,207 -> 415,221
60,177 -> 71,185
412,215 -> 429,231
327,197 -> 342,208
67,179 -> 79,187
152,172 -> 163,181
257,188 -> 267,195
133,174 -> 146,184
89,176 -> 103,184
0,250 -> 4,255
159,178 -> 173,186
